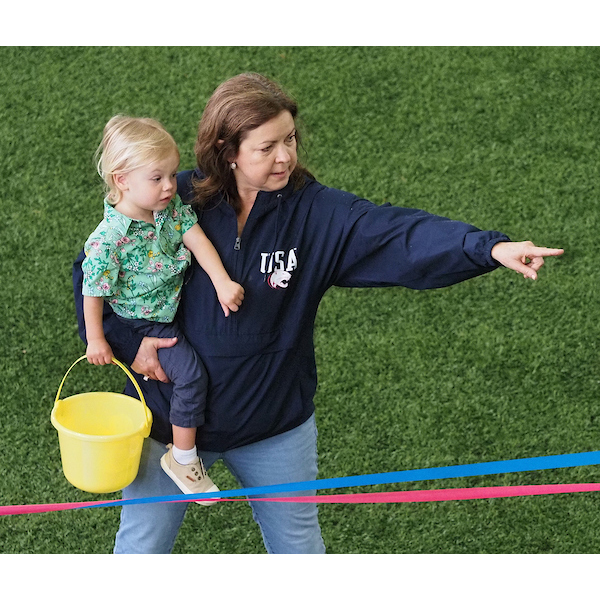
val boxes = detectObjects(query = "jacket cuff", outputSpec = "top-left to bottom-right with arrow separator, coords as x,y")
464,231 -> 511,268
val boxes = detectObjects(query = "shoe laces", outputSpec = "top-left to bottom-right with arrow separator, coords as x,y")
189,460 -> 208,481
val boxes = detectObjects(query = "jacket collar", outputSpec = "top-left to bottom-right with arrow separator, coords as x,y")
252,179 -> 295,215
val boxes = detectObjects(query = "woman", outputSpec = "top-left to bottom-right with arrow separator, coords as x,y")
73,73 -> 563,554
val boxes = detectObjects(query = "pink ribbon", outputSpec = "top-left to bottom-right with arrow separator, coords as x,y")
246,483 -> 600,503
2,483 -> 599,516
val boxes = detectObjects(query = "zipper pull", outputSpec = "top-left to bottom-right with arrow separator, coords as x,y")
234,237 -> 241,251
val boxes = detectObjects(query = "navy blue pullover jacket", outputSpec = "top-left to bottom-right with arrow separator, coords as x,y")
73,170 -> 509,452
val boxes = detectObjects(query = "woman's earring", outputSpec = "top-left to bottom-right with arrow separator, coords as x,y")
230,162 -> 237,170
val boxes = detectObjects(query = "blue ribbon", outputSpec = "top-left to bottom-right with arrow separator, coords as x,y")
89,450 -> 600,509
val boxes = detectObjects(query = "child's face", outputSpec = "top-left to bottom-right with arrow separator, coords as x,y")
115,152 -> 179,221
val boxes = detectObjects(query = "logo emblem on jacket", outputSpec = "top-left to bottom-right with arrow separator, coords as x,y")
261,248 -> 298,289
268,269 -> 292,289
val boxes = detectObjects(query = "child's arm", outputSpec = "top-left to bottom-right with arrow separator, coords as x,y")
83,295 -> 115,365
183,223 -> 245,317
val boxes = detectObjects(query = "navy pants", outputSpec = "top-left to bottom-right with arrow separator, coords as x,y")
118,317 -> 207,429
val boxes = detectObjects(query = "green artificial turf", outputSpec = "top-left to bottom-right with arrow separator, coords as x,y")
0,46 -> 598,553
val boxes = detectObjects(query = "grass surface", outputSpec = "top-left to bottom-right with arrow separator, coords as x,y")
0,46 -> 599,554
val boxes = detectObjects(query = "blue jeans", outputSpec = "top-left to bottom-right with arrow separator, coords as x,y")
114,414 -> 325,554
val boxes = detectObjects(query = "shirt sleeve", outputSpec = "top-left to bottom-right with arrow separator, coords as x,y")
81,237 -> 121,297
171,194 -> 198,235
331,196 -> 510,290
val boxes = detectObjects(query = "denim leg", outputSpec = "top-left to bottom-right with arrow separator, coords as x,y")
114,437 -> 188,554
219,414 -> 325,554
114,416 -> 325,554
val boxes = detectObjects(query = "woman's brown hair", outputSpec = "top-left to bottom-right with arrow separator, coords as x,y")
193,73 -> 312,211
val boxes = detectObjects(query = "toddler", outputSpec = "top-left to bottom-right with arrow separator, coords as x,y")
82,115 -> 244,503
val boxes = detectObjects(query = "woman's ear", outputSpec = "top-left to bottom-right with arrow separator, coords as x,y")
216,139 -> 236,164
216,139 -> 229,156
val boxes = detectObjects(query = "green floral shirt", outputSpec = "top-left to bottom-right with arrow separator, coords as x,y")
82,195 -> 198,322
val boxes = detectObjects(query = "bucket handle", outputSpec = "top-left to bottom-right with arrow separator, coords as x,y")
55,356 -> 151,430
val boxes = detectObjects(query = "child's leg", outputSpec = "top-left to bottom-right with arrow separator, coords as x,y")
120,318 -> 208,433
172,425 -> 197,450
172,425 -> 198,465
147,330 -> 218,503
119,318 -> 217,504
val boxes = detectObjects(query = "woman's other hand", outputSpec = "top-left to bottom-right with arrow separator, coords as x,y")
491,241 -> 564,280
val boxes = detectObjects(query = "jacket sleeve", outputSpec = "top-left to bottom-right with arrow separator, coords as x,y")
73,248 -> 143,364
332,197 -> 510,290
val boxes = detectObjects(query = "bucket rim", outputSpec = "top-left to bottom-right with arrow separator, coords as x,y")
53,356 -> 152,438
54,356 -> 151,426
51,396 -> 152,442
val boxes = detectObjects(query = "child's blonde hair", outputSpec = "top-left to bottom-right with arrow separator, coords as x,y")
96,115 -> 180,205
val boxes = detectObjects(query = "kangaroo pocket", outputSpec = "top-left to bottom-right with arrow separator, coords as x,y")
199,349 -> 317,451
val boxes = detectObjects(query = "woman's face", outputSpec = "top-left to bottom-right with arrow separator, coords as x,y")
232,110 -> 298,202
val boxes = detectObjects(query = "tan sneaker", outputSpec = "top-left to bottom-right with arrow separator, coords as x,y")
160,444 -> 219,506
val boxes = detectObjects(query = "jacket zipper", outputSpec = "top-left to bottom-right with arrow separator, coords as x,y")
234,237 -> 241,251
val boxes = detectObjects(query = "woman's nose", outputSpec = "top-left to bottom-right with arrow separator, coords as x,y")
275,145 -> 290,163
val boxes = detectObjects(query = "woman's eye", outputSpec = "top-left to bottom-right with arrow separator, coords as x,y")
261,145 -> 272,153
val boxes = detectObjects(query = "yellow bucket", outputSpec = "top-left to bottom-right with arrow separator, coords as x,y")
51,356 -> 153,494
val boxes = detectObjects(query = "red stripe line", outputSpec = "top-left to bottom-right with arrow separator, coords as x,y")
240,483 -> 600,503
2,483 -> 599,516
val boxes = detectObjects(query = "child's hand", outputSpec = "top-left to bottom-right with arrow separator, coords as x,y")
86,339 -> 114,365
216,280 -> 245,317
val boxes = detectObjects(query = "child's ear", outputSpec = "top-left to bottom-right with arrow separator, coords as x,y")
114,173 -> 129,192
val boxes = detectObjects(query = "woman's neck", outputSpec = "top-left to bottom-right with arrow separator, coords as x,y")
236,193 -> 256,237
